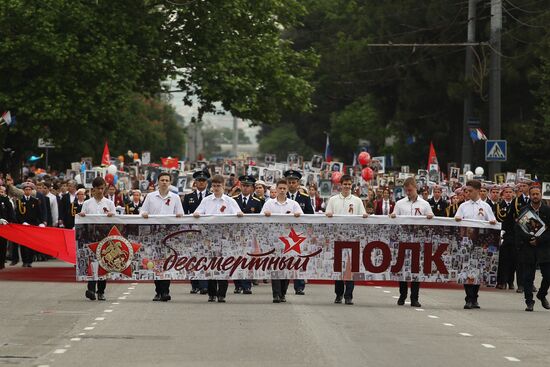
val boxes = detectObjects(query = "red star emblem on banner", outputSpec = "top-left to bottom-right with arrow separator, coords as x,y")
279,228 -> 306,254
88,226 -> 141,277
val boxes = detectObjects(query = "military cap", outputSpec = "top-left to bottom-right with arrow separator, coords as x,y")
283,169 -> 302,180
239,175 -> 256,185
21,182 -> 36,190
192,170 -> 210,181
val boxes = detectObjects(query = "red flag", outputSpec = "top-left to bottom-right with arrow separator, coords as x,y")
0,224 -> 76,264
427,141 -> 439,172
101,141 -> 111,166
161,157 -> 178,169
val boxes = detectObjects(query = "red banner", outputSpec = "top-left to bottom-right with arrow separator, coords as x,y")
0,224 -> 76,264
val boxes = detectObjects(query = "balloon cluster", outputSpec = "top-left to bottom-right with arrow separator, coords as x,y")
358,152 -> 374,181
105,164 -> 118,185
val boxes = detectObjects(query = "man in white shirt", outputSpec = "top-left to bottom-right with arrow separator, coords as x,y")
78,176 -> 115,301
194,174 -> 243,303
455,179 -> 497,310
326,174 -> 368,305
261,178 -> 302,303
390,177 -> 434,308
141,172 -> 184,302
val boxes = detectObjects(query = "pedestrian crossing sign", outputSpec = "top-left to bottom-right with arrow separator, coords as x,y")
485,140 -> 507,162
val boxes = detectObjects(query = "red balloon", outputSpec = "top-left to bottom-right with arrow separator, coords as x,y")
358,152 -> 371,166
331,171 -> 343,184
105,173 -> 114,184
361,167 -> 374,181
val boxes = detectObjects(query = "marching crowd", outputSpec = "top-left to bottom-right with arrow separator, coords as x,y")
0,164 -> 549,313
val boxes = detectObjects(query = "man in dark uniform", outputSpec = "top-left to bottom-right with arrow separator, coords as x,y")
182,170 -> 211,294
284,169 -> 313,295
515,185 -> 550,311
15,182 -> 45,267
486,184 -> 500,213
125,190 -> 143,215
427,185 -> 448,217
233,175 -> 264,294
0,185 -> 15,269
60,180 -> 78,229
511,178 -> 532,293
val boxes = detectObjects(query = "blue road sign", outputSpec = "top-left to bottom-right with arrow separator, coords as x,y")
485,140 -> 507,162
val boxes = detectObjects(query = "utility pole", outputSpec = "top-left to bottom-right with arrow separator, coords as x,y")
461,0 -> 478,168
232,116 -> 239,158
488,0 -> 502,178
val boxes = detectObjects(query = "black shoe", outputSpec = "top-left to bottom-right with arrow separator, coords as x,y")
199,288 -> 208,295
516,287 -> 524,293
190,288 -> 199,294
280,296 -> 286,303
464,302 -> 473,309
496,284 -> 505,289
243,289 -> 252,295
85,290 -> 96,301
9,261 -> 17,266
334,296 -> 343,304
410,300 -> 421,308
252,280 -> 259,286
97,293 -> 106,301
471,301 -> 480,309
345,298 -> 354,305
532,286 -> 538,293
295,290 -> 305,295
217,297 -> 226,303
508,283 -> 515,290
525,303 -> 534,312
397,297 -> 405,306
536,294 -> 550,309
234,288 -> 242,294
273,296 -> 281,303
153,293 -> 161,301
160,293 -> 171,302
208,296 -> 216,302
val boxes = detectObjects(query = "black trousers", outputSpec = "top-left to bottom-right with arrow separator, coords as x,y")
87,280 -> 107,294
523,262 -> 550,305
335,280 -> 354,299
10,244 -> 34,264
271,279 -> 289,298
191,280 -> 208,290
0,238 -> 6,268
208,280 -> 228,297
399,281 -> 420,301
154,280 -> 171,295
498,242 -> 521,286
464,284 -> 480,303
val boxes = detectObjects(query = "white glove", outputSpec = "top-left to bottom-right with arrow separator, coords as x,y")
39,223 -> 46,228
0,219 -> 8,225
23,222 -> 29,226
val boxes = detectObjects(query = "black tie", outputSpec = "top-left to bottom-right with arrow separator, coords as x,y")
198,192 -> 202,201
243,197 -> 247,206
291,194 -> 295,200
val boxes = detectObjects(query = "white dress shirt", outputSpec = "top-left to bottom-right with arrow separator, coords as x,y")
46,192 -> 59,225
81,197 -> 116,215
455,199 -> 496,221
261,198 -> 303,214
325,193 -> 366,215
141,190 -> 184,215
393,196 -> 433,216
382,199 -> 391,215
194,194 -> 241,215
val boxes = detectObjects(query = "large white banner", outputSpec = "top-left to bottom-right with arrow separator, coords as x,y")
75,215 -> 501,285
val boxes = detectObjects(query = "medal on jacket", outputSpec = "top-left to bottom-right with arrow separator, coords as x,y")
478,208 -> 485,217
71,203 -> 77,216
165,198 -> 171,206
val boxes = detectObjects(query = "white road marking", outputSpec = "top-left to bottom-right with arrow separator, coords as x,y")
428,315 -> 439,319
392,296 -> 399,299
482,344 -> 496,349
459,333 -> 473,337
64,345 -> 71,348
415,308 -> 424,312
128,287 -> 135,290
118,296 -> 126,300
37,365 -> 50,367
504,357 -> 520,362
374,286 -> 382,289
70,338 -> 81,341
53,349 -> 67,354
111,302 -> 120,305
104,309 -> 113,313
95,317 -> 105,321
84,327 -> 94,330
383,290 -> 391,293
443,323 -> 455,327
91,322 -> 97,325
132,282 -> 138,285
123,292 -> 131,295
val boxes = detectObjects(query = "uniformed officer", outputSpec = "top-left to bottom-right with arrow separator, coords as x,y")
284,169 -> 313,295
427,185 -> 448,217
125,190 -> 143,215
233,175 -> 264,294
15,182 -> 45,267
182,170 -> 211,294
495,183 -> 517,289
0,185 -> 14,269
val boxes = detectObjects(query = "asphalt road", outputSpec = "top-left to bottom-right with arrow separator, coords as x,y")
1,267 -> 549,367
